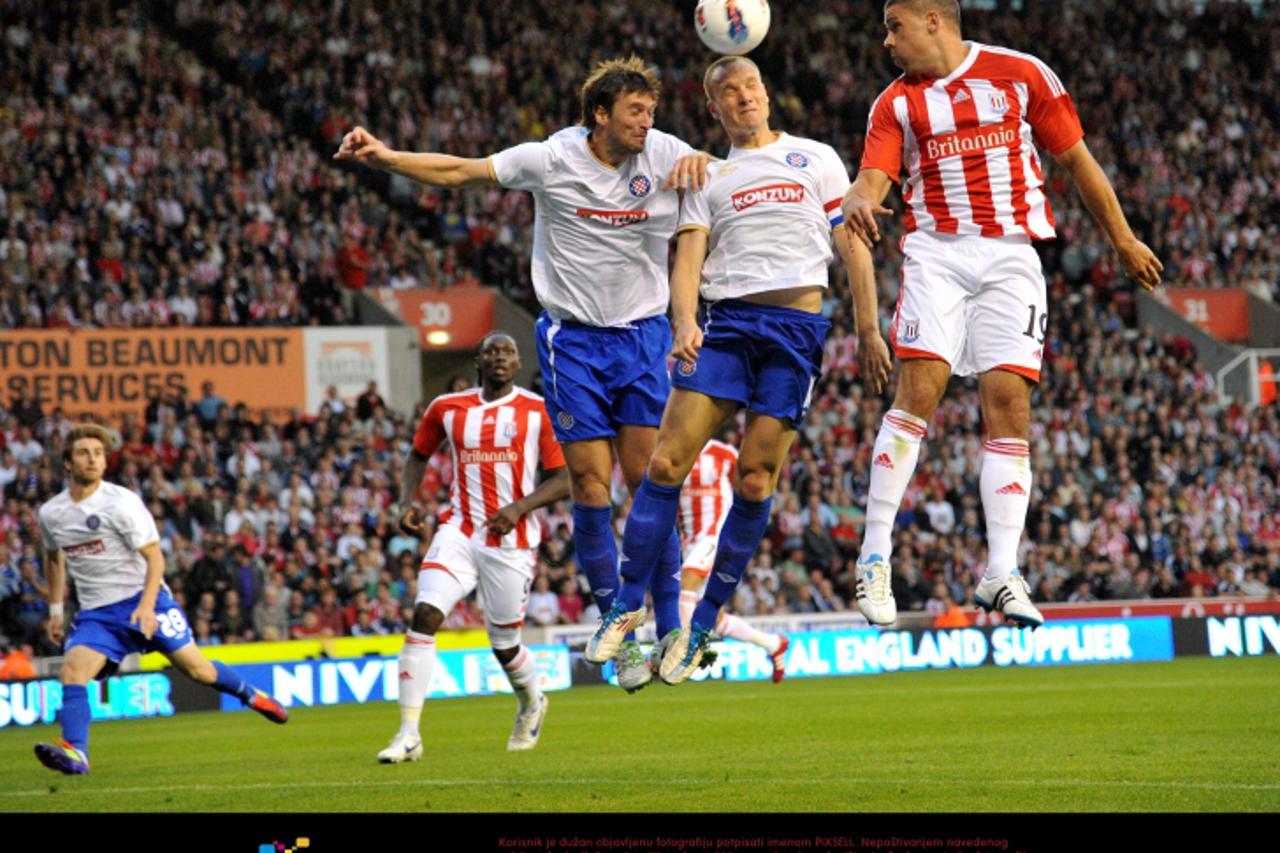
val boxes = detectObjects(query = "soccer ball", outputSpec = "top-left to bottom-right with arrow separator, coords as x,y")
694,0 -> 771,56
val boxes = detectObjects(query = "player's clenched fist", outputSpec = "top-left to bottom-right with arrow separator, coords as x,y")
670,316 -> 703,365
399,506 -> 426,538
334,126 -> 394,169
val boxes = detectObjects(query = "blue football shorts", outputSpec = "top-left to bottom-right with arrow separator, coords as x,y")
65,588 -> 195,662
671,299 -> 830,427
535,311 -> 671,443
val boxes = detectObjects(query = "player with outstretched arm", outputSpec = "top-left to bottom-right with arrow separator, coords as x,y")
337,57 -> 709,693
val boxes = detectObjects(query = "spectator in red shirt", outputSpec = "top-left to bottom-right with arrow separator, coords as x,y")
316,587 -> 347,637
557,578 -> 584,625
292,608 -> 331,639
336,232 -> 372,320
336,232 -> 370,290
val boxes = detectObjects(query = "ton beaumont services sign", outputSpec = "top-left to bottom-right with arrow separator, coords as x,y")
0,327 -> 392,424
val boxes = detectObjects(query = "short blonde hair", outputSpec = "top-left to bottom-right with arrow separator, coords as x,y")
579,55 -> 662,129
702,55 -> 761,100
62,423 -> 115,462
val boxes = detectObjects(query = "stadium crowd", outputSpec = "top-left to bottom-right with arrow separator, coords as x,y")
2,0 -> 1279,653
2,0 -> 1278,333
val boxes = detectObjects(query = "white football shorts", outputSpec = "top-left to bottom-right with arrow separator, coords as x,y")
416,523 -> 536,627
681,534 -> 719,578
891,230 -> 1048,382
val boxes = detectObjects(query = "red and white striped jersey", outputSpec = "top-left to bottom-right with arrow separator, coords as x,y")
412,387 -> 566,549
679,440 -> 737,546
861,42 -> 1085,240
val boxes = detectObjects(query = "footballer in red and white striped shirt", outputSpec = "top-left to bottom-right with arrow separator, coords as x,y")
843,0 -> 1159,632
411,381 -> 565,549
384,333 -> 569,761
678,439 -> 738,550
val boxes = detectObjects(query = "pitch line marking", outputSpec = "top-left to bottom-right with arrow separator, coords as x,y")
3,776 -> 1279,799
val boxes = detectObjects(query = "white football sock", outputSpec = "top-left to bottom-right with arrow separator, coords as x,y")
678,590 -> 699,629
860,409 -> 927,562
500,646 -> 541,711
397,631 -> 435,736
716,611 -> 781,655
980,438 -> 1032,581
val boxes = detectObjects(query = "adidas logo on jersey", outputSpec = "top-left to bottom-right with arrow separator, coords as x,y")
952,89 -> 971,104
874,453 -> 895,469
996,482 -> 1027,496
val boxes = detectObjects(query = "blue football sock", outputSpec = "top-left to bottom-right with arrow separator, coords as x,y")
617,477 -> 683,612
212,660 -> 254,703
650,526 -> 682,636
572,503 -> 621,615
692,494 -> 773,630
60,684 -> 90,756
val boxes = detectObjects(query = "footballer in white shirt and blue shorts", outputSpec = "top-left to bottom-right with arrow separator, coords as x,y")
335,57 -> 710,694
34,424 -> 286,776
588,56 -> 892,684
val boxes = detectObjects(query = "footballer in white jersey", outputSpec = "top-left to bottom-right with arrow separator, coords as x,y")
338,56 -> 709,694
596,55 -> 890,686
490,124 -> 691,329
34,424 -> 286,777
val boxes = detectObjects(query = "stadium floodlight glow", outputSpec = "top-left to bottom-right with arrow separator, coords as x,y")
425,330 -> 452,346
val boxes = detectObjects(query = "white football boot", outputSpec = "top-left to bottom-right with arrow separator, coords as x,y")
585,600 -> 648,664
377,730 -> 423,764
974,569 -> 1044,628
507,694 -> 549,752
855,554 -> 897,625
614,640 -> 652,693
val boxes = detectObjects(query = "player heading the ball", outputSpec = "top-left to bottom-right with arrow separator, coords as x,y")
586,55 -> 891,684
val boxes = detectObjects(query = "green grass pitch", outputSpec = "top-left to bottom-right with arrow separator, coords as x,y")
2,656 -> 1277,812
